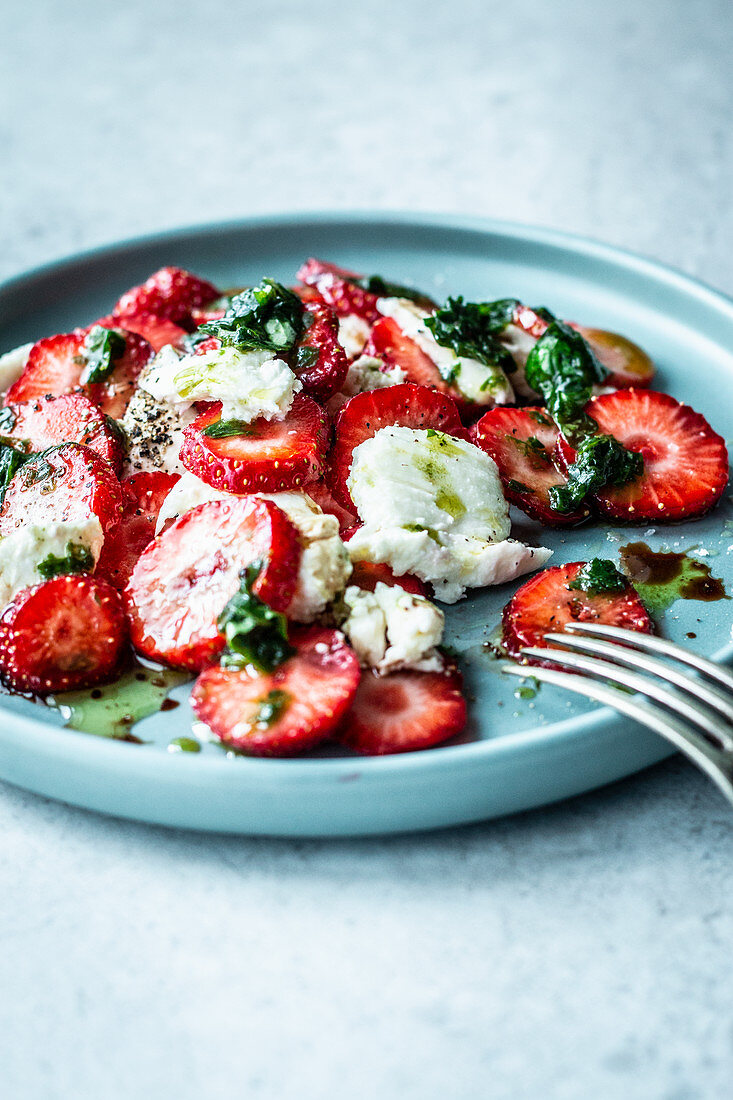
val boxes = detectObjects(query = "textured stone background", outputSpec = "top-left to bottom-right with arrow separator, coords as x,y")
1,2 -> 732,1098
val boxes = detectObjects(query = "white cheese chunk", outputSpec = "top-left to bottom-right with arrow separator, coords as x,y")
341,581 -> 445,674
0,517 -> 104,609
498,323 -> 540,398
347,426 -> 551,602
377,297 -> 514,406
326,355 -> 406,415
122,387 -> 195,476
337,314 -> 371,358
0,342 -> 33,396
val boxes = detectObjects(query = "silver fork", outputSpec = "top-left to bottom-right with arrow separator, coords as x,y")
502,623 -> 733,805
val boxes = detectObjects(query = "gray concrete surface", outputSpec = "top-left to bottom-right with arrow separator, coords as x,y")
1,2 -> 732,1097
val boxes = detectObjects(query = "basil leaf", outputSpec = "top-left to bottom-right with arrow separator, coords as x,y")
0,408 -> 17,432
524,320 -> 607,434
202,419 -> 253,439
217,561 -> 294,673
37,541 -> 95,580
567,559 -> 628,595
425,297 -> 518,374
81,325 -> 126,384
295,346 -> 320,372
549,434 -> 643,513
199,279 -> 304,354
0,442 -> 30,506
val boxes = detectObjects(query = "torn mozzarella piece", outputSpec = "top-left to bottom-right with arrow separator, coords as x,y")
0,342 -> 33,396
341,581 -> 445,674
337,314 -> 371,358
122,387 -> 195,476
346,426 -> 551,603
497,323 -> 540,398
0,517 -> 104,610
377,297 -> 515,406
326,355 -> 406,415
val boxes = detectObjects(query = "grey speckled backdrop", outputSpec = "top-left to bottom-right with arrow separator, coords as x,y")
1,2 -> 733,1099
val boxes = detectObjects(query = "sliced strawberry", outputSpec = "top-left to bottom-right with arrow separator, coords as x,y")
348,560 -> 428,597
512,304 -> 551,340
0,394 -> 124,473
108,312 -> 187,353
125,496 -> 301,670
570,324 -> 655,389
0,443 -> 124,537
114,266 -> 219,328
295,301 -> 349,402
470,406 -> 590,527
297,258 -> 382,322
4,328 -> 154,418
303,480 -> 358,533
502,561 -> 653,663
0,575 -> 127,694
337,662 -> 466,755
95,471 -> 180,591
556,390 -> 729,522
328,382 -> 463,508
180,394 -> 329,495
366,316 -> 472,416
191,626 -> 361,756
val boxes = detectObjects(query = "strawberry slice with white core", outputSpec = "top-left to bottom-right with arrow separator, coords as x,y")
108,313 -> 188,353
327,382 -> 463,508
570,324 -> 655,389
302,479 -> 358,533
95,471 -> 180,591
0,575 -> 127,694
0,394 -> 125,473
180,394 -> 329,495
0,443 -> 124,537
125,496 -> 301,671
502,561 -> 653,663
113,266 -> 219,328
348,560 -> 429,597
337,662 -> 466,755
470,406 -> 590,527
191,626 -> 361,755
366,316 -> 474,417
556,389 -> 729,521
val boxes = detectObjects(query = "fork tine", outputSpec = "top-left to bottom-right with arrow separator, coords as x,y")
543,632 -> 733,725
501,662 -> 733,806
517,647 -> 733,749
563,623 -> 733,693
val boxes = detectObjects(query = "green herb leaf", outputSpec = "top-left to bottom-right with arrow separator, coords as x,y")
549,434 -> 643,513
217,561 -> 294,673
425,297 -> 519,375
37,541 -> 95,580
0,442 -> 30,506
199,279 -> 304,354
81,325 -> 126,384
252,688 -> 291,728
295,346 -> 319,372
524,320 -> 607,434
351,274 -> 431,305
506,479 -> 534,495
0,408 -> 17,433
568,558 -> 629,595
202,418 -> 253,439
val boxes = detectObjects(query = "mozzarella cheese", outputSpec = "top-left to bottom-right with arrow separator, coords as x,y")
498,323 -> 540,398
122,387 -> 195,476
346,426 -> 551,602
340,581 -> 445,674
0,342 -> 33,396
140,343 -> 300,422
337,314 -> 371,358
377,297 -> 515,406
0,517 -> 104,609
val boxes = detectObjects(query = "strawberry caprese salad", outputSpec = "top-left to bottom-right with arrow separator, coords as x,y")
0,259 -> 727,755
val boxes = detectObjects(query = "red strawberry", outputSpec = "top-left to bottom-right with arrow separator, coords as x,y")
180,394 -> 329,495
0,576 -> 127,694
470,406 -> 590,527
0,394 -> 125,473
125,497 -> 301,671
366,316 -> 473,417
570,324 -> 655,388
337,662 -> 466,755
295,301 -> 349,402
108,312 -> 187,353
348,560 -> 429,597
327,383 -> 463,508
297,258 -> 382,322
303,480 -> 358,533
0,443 -> 124,537
113,266 -> 219,328
555,390 -> 729,522
95,471 -> 180,591
191,626 -> 361,756
502,562 -> 653,663
190,306 -> 226,327
4,328 -> 154,418
512,304 -> 551,339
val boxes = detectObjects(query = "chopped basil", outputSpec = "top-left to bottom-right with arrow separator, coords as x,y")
524,320 -> 607,435
81,325 -> 126,384
203,419 -> 253,439
506,479 -> 533,495
532,306 -> 556,324
199,279 -> 304,354
425,297 -> 518,375
217,561 -> 294,673
568,558 -> 628,595
527,409 -> 554,427
253,688 -> 291,728
513,435 -> 550,465
0,442 -> 31,505
0,408 -> 17,432
37,541 -> 94,580
351,273 -> 431,305
549,434 -> 643,513
295,346 -> 320,372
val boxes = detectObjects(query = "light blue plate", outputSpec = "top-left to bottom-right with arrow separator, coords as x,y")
0,212 -> 731,835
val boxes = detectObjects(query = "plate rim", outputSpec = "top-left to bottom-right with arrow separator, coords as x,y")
0,209 -> 731,786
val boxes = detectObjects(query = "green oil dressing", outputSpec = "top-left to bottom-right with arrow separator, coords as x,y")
168,736 -> 201,753
417,433 -> 467,519
619,541 -> 729,614
48,665 -> 190,742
